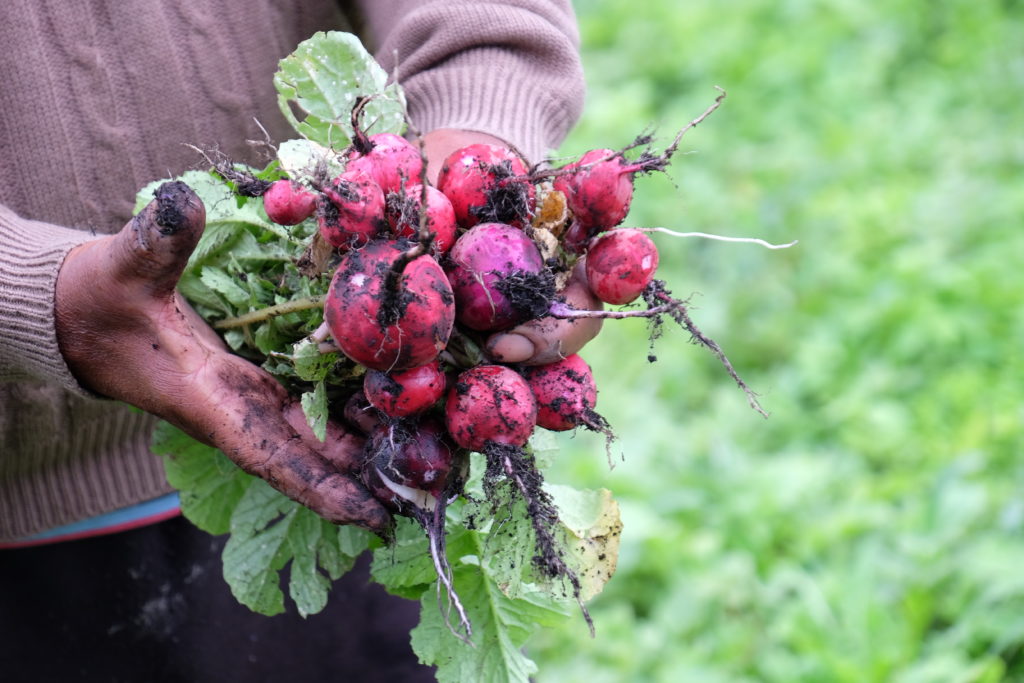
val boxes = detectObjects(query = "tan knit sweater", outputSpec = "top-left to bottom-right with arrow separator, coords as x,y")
0,0 -> 583,541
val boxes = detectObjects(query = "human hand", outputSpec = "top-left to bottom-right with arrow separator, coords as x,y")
484,258 -> 603,365
420,129 -> 604,365
54,182 -> 391,533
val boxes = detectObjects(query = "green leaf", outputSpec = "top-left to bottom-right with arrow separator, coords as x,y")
474,495 -> 537,600
285,507 -> 360,618
337,525 -> 372,558
277,138 -> 345,182
292,338 -> 339,382
218,477 -> 368,618
411,562 -> 571,683
152,421 -> 251,535
274,31 -> 406,147
176,274 -> 230,315
287,507 -> 329,617
528,430 -> 561,470
544,484 -> 623,601
300,380 -> 329,442
200,266 -> 251,309
222,479 -> 299,616
370,518 -> 437,597
253,317 -> 292,356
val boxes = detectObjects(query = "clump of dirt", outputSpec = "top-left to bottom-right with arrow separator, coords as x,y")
493,268 -> 556,321
471,160 -> 533,226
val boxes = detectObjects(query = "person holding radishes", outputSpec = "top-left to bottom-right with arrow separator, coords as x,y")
0,1 -> 591,680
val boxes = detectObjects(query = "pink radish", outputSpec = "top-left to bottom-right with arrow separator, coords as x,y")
347,132 -> 424,194
387,184 -> 458,255
363,359 -> 447,418
262,179 -> 316,225
584,228 -> 660,304
317,169 -> 387,249
445,365 -> 538,451
445,222 -> 553,331
437,143 -> 535,228
324,239 -> 455,371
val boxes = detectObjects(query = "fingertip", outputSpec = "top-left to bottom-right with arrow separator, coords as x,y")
117,181 -> 206,292
152,181 -> 205,235
486,332 -> 535,363
315,474 -> 394,534
361,506 -> 396,538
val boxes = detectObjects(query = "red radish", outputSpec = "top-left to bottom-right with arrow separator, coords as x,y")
363,359 -> 447,418
324,239 -> 455,371
520,354 -> 600,431
554,148 -> 655,252
262,179 -> 316,225
317,169 -> 386,248
347,132 -> 424,194
445,222 -> 553,331
364,419 -> 456,507
361,458 -> 404,513
436,143 -> 535,228
359,415 -> 473,638
445,365 -> 538,451
387,184 -> 458,254
585,228 -> 660,305
554,149 -> 635,228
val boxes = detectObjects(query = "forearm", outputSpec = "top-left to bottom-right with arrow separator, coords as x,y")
360,0 -> 585,163
0,204 -> 97,390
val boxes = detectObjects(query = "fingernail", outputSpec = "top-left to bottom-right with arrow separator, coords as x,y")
487,333 -> 534,363
153,181 -> 196,235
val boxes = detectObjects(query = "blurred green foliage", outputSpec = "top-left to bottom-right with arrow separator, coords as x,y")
532,1 -> 1024,681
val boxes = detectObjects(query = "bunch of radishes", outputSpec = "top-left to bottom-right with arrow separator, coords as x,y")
245,92 -> 760,636
261,136 -> 666,496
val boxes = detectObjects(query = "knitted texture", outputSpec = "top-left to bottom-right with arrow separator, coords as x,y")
365,0 -> 584,163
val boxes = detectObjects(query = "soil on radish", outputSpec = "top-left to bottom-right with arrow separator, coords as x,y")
316,196 -> 342,234
325,239 -> 454,371
491,268 -> 557,322
471,160 -> 534,226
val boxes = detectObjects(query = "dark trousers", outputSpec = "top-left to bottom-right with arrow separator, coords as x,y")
0,516 -> 434,683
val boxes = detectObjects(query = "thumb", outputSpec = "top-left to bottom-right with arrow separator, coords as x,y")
111,181 -> 205,296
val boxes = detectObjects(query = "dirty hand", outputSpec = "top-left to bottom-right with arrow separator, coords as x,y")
54,181 -> 391,534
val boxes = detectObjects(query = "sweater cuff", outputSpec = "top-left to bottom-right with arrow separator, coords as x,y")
403,60 -> 578,164
365,1 -> 585,165
0,204 -> 97,392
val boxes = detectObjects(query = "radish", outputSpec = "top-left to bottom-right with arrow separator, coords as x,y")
342,390 -> 380,435
445,365 -> 538,451
346,132 -> 424,194
445,222 -> 554,331
317,169 -> 387,249
446,364 -> 591,629
387,184 -> 458,254
436,143 -> 535,228
364,419 -> 456,508
324,239 -> 455,371
554,149 -> 634,229
363,359 -> 447,418
584,228 -> 660,305
360,416 -> 472,640
519,354 -> 602,432
262,179 -> 316,225
553,148 -> 661,252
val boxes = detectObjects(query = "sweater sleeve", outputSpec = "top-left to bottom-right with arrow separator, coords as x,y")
0,204 -> 96,391
360,0 -> 585,164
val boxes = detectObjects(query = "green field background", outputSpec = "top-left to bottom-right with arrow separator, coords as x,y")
532,1 -> 1024,681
